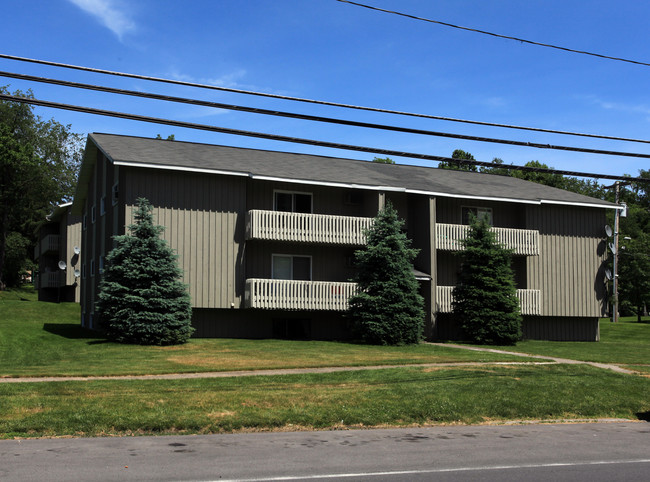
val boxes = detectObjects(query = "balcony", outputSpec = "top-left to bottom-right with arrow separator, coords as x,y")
436,223 -> 539,256
436,286 -> 542,316
34,234 -> 61,259
245,278 -> 357,311
246,210 -> 373,245
37,271 -> 64,289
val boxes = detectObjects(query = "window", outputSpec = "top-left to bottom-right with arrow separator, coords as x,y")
91,205 -> 96,223
82,214 -> 87,230
100,196 -> 106,216
272,255 -> 312,281
462,206 -> 492,225
90,259 -> 95,277
82,263 -> 86,279
112,182 -> 119,206
99,255 -> 104,275
274,191 -> 312,213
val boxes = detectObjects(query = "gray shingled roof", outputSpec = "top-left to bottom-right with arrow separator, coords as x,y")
81,132 -> 616,209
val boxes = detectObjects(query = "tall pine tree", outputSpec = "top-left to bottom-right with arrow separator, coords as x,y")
453,215 -> 522,345
96,198 -> 193,345
348,201 -> 425,345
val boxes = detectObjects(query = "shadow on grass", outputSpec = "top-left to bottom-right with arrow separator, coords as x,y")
43,323 -> 108,343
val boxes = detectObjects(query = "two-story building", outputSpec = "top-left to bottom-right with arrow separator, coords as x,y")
71,133 -> 616,341
34,203 -> 82,303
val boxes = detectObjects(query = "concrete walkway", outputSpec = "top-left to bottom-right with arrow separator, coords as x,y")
0,343 -> 638,382
428,342 -> 637,375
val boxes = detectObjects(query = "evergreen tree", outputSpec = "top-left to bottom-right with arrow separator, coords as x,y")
96,198 -> 193,345
453,215 -> 521,345
347,201 -> 425,345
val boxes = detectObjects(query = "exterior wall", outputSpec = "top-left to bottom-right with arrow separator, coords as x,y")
123,167 -> 247,309
437,198 -> 526,228
526,205 -> 607,318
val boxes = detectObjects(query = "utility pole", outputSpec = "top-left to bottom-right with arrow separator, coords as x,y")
613,181 -> 620,323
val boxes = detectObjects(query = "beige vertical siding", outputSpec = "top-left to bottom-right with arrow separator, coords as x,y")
437,198 -> 526,227
526,205 -> 607,317
124,168 -> 246,309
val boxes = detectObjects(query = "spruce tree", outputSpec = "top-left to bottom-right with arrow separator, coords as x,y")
348,201 -> 425,345
453,215 -> 521,345
96,198 -> 194,345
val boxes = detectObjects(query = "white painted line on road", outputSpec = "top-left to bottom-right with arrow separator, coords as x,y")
213,458 -> 650,481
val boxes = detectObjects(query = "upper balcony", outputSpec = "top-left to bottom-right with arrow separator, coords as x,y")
246,210 -> 373,245
436,223 -> 539,256
34,234 -> 61,260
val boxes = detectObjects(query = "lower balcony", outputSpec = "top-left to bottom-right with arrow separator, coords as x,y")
245,278 -> 357,311
246,210 -> 373,245
436,286 -> 542,316
37,271 -> 64,289
34,234 -> 61,259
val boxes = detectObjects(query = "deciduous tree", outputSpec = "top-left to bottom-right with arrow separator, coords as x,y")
0,87 -> 82,289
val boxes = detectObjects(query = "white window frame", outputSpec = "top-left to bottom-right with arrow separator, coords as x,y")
273,190 -> 313,213
461,206 -> 493,225
272,254 -> 312,281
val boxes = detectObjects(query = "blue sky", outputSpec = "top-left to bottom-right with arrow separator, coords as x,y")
2,0 -> 649,179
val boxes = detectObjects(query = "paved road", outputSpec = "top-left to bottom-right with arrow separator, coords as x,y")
2,422 -> 649,481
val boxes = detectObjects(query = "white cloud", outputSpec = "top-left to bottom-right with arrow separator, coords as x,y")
585,95 -> 650,117
67,0 -> 135,40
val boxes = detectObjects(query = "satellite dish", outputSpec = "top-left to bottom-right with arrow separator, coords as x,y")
73,246 -> 80,255
74,269 -> 80,278
605,225 -> 613,237
58,260 -> 67,270
605,269 -> 612,281
609,243 -> 617,255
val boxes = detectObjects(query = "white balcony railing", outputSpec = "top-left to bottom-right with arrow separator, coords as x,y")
435,286 -> 542,315
34,234 -> 61,259
246,210 -> 373,245
436,224 -> 539,256
245,278 -> 357,311
38,271 -> 64,289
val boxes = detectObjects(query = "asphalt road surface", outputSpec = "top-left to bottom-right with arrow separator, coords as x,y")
2,422 -> 649,481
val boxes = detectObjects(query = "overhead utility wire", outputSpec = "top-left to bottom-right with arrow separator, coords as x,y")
1,53 -> 649,146
1,93 -> 648,184
4,71 -> 650,159
337,0 -> 650,68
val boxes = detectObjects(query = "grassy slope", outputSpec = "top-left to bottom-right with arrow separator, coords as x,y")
0,288 -> 648,437
1,295 -> 529,378
1,365 -> 647,438
480,320 -> 650,366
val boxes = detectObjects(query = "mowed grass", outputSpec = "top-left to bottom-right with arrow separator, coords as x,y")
478,319 -> 650,366
1,364 -> 648,438
1,293 -> 528,378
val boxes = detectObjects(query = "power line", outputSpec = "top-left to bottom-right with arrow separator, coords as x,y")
1,53 -> 649,145
337,0 -> 650,68
3,70 -> 650,159
2,92 -> 648,184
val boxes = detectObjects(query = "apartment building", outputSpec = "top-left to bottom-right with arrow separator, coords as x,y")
71,133 -> 616,341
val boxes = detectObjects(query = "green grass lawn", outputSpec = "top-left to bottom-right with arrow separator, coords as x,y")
1,364 -> 647,438
1,288 -> 648,438
0,294 -> 530,378
477,319 -> 650,366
